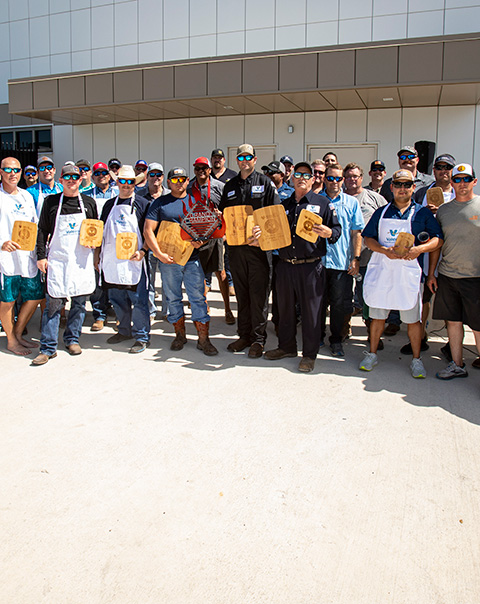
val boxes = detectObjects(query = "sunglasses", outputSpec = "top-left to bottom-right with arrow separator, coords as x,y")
169,176 -> 187,184
313,170 -> 325,176
24,171 -> 37,176
2,167 -> 21,173
452,176 -> 474,183
39,164 -> 54,171
93,170 -> 109,176
78,166 -> 90,172
63,174 -> 81,181
399,154 -> 416,161
371,166 -> 385,172
194,166 -> 209,172
293,172 -> 313,180
434,164 -> 452,171
118,178 -> 135,185
326,175 -> 343,182
237,154 -> 254,162
148,172 -> 163,178
392,181 -> 414,188
135,166 -> 147,172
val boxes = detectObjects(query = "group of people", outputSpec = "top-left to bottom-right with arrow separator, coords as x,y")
0,143 -> 478,381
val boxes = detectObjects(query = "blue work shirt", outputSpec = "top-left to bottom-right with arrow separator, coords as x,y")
320,191 -> 365,270
27,181 -> 63,210
277,182 -> 294,201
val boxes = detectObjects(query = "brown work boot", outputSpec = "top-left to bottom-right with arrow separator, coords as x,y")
194,321 -> 218,356
90,320 -> 104,332
66,343 -> 82,355
227,337 -> 251,352
171,316 -> 187,351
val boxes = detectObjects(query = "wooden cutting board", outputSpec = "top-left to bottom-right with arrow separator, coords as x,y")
116,232 -> 138,259
295,209 -> 323,242
79,219 -> 104,247
156,221 -> 194,266
426,186 -> 444,207
394,232 -> 415,257
224,205 -> 254,246
11,220 -> 37,251
253,205 -> 291,251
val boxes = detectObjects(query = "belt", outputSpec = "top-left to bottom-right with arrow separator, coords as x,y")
281,257 -> 321,265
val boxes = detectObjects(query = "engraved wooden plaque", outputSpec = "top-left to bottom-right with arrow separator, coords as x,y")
295,209 -> 323,243
394,232 -> 415,257
224,205 -> 254,246
156,221 -> 194,266
116,232 -> 138,259
11,220 -> 37,251
253,205 -> 291,251
426,186 -> 444,207
79,219 -> 104,247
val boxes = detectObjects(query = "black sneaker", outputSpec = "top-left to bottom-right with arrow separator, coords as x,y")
400,336 -> 429,355
129,340 -> 150,354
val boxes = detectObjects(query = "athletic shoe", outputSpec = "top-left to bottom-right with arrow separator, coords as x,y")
400,336 -> 429,355
436,361 -> 468,380
330,342 -> 344,357
359,351 -> 378,371
129,341 -> 150,354
410,357 -> 427,379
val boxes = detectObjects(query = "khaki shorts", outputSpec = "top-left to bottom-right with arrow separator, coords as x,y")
369,287 -> 423,324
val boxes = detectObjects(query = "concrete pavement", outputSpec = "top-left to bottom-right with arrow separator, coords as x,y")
1,289 -> 479,603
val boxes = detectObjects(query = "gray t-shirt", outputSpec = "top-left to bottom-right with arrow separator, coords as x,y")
356,188 -> 387,266
436,195 -> 480,278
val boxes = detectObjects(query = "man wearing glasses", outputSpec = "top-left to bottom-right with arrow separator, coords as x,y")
32,165 -> 98,365
97,166 -> 150,355
143,166 -> 218,356
381,146 -> 434,203
428,163 -> 480,379
366,160 -> 387,194
27,156 -> 63,218
360,169 -> 443,378
219,144 -> 279,358
311,159 -> 326,194
320,163 -> 365,358
264,162 -> 341,372
0,157 -> 44,356
76,159 -> 95,195
134,159 -> 149,194
22,165 -> 38,189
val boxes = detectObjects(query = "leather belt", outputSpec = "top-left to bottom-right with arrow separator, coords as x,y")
281,257 -> 321,265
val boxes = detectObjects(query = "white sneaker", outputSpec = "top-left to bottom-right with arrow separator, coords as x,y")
410,357 -> 427,379
359,351 -> 378,371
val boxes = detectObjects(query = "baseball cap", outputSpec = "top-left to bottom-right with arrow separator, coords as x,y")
280,155 -> 294,165
61,164 -> 80,177
397,146 -> 418,157
76,159 -> 91,168
167,167 -> 188,179
237,144 -> 255,157
392,169 -> 414,182
294,162 -> 313,174
452,163 -> 475,178
37,156 -> 54,167
93,162 -> 108,172
108,158 -> 121,168
135,159 -> 148,168
211,148 -> 225,158
261,161 -> 286,175
193,157 -> 211,168
24,165 -> 37,173
434,154 -> 456,168
370,160 -> 386,171
148,162 -> 164,173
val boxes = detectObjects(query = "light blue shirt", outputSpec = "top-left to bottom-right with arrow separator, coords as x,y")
27,181 -> 63,210
321,191 -> 365,270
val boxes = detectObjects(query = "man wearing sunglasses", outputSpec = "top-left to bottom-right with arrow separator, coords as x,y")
27,156 -> 63,218
311,159 -> 326,194
144,166 -> 218,356
380,146 -> 434,204
32,165 -> 98,365
0,157 -> 44,356
366,160 -> 386,194
76,159 -> 95,195
320,163 -> 365,358
97,165 -> 151,355
264,162 -> 341,373
22,165 -> 38,189
219,143 -> 279,358
361,169 -> 443,378
134,160 -> 149,194
428,163 -> 480,379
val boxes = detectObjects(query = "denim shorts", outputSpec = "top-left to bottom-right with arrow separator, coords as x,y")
0,272 -> 45,303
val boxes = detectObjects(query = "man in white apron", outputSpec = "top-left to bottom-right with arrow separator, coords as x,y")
32,165 -> 98,365
26,156 -> 63,218
360,169 -> 443,378
97,165 -> 151,354
0,157 -> 44,356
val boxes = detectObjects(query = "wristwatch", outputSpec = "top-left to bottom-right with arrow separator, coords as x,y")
354,256 -> 361,261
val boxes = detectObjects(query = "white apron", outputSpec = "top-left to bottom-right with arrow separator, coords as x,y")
47,194 -> 96,298
100,196 -> 143,286
363,204 -> 422,311
0,186 -> 38,278
36,182 -> 62,219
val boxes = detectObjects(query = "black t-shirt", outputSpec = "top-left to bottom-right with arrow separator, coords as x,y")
219,170 -> 279,213
100,194 -> 150,234
213,167 -> 237,183
37,192 -> 98,260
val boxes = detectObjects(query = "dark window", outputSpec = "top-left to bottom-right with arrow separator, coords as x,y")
17,130 -> 33,150
0,131 -> 14,150
35,129 -> 52,152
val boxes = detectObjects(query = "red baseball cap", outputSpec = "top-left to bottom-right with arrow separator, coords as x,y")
193,157 -> 211,168
93,162 -> 108,171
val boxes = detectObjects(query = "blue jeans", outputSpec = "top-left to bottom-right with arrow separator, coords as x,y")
40,294 -> 86,355
159,258 -> 209,324
90,272 -> 109,321
108,269 -> 150,342
148,253 -> 167,318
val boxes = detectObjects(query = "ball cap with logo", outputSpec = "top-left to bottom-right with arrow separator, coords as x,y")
370,160 -> 386,171
452,163 -> 475,178
193,157 -> 211,168
434,154 -> 456,168
392,169 -> 415,182
76,159 -> 91,169
167,167 -> 188,179
294,162 -> 313,174
261,160 -> 285,174
280,155 -> 294,166
211,148 -> 225,158
397,146 -> 418,157
148,162 -> 164,173
37,155 -> 54,167
61,164 -> 81,177
93,162 -> 109,172
236,144 -> 255,157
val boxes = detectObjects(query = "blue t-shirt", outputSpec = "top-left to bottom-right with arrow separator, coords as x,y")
277,182 -> 294,201
320,192 -> 365,270
362,201 -> 443,270
27,181 -> 63,210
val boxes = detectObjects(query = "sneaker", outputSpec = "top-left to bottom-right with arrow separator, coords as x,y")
410,357 -> 427,379
330,342 -> 344,357
129,340 -> 150,354
400,336 -> 429,355
359,351 -> 378,371
436,361 -> 468,380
